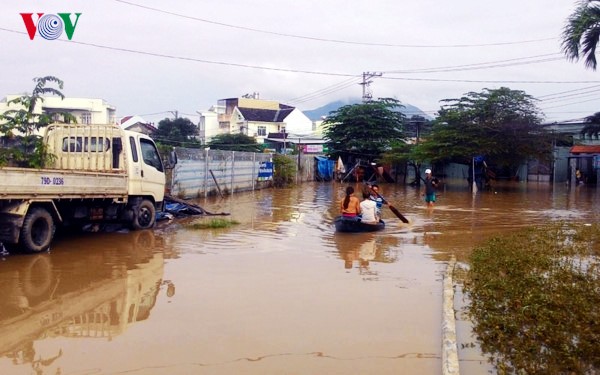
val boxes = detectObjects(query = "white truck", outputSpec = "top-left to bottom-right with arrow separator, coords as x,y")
0,123 -> 166,253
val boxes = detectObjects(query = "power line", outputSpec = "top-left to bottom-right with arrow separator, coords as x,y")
539,96 -> 600,110
536,84 -> 600,99
538,89 -> 600,104
114,0 -> 557,49
0,27 -> 355,78
286,76 -> 363,105
380,75 -> 600,84
384,54 -> 564,74
3,27 -> 595,86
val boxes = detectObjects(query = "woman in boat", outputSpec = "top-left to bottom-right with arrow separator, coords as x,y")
340,186 -> 361,217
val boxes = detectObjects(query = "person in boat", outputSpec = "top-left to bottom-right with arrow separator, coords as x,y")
368,184 -> 388,217
340,186 -> 361,218
360,190 -> 379,224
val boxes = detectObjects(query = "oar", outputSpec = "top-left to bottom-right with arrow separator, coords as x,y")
366,184 -> 409,223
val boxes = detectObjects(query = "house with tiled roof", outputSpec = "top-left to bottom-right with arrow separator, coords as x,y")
118,115 -> 157,136
198,96 -> 312,144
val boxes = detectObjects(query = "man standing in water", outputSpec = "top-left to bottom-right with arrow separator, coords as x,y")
423,169 -> 437,208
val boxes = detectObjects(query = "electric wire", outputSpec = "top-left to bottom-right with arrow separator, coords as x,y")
383,53 -> 564,74
114,0 -> 557,48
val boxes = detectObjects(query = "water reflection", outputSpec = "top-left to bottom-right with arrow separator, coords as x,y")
1,182 -> 596,374
0,230 -> 167,373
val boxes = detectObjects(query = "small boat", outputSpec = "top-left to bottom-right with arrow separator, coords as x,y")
334,216 -> 385,233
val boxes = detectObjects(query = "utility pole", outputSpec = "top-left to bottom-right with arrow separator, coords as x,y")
169,110 -> 179,119
360,72 -> 382,102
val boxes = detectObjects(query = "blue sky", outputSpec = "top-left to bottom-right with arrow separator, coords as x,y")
2,0 -> 599,124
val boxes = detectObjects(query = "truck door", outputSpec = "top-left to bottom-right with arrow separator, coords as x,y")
127,135 -> 165,201
138,137 -> 165,200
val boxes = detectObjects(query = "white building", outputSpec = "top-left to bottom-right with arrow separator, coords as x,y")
198,97 -> 313,144
0,95 -> 116,126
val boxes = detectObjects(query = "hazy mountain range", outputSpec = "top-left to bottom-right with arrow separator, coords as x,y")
302,98 -> 433,121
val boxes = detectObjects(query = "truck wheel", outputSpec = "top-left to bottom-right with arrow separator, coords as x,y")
20,207 -> 55,253
132,199 -> 156,230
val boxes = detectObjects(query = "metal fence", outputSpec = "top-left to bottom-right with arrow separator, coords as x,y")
168,148 -> 318,199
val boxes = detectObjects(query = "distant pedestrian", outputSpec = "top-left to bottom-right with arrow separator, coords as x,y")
576,168 -> 583,185
422,169 -> 437,208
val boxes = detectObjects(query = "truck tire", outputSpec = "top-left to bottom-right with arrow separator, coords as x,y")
20,207 -> 55,253
132,199 -> 156,230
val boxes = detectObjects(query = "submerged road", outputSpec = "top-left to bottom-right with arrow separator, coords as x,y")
1,180 -> 599,374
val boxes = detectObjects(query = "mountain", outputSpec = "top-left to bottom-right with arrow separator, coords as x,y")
302,98 -> 433,121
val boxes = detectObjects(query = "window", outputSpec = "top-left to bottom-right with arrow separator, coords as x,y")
62,137 -> 82,152
85,137 -> 110,152
62,137 -> 111,152
129,136 -> 138,162
81,112 -> 92,124
257,126 -> 267,136
140,138 -> 163,172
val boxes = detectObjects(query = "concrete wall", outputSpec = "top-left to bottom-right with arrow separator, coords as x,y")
169,148 -> 318,199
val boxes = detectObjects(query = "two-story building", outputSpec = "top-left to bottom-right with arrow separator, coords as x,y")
198,96 -> 313,144
0,95 -> 116,126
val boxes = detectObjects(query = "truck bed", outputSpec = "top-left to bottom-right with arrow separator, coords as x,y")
0,167 -> 128,200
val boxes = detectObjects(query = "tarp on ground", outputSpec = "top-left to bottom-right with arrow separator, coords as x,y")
315,156 -> 335,181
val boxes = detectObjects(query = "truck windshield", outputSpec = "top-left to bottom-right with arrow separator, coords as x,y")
140,139 -> 163,172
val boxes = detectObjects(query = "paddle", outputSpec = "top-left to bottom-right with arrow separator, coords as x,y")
366,184 -> 409,223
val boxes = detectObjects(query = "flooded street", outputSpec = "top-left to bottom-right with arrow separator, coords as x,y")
1,180 -> 599,374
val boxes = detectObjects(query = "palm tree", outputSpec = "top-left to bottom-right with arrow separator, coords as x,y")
582,111 -> 600,139
562,0 -> 600,70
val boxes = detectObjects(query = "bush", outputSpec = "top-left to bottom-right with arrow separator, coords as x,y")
465,223 -> 600,374
272,154 -> 295,188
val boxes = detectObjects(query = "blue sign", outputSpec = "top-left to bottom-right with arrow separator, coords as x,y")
257,161 -> 273,181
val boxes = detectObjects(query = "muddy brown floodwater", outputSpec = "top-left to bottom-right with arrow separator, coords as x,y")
1,180 -> 599,375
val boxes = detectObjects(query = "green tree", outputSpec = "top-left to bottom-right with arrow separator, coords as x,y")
581,111 -> 600,139
208,133 -> 262,152
322,98 -> 407,161
416,87 -> 552,175
153,117 -> 200,147
381,114 -> 433,185
562,0 -> 600,70
0,76 -> 72,167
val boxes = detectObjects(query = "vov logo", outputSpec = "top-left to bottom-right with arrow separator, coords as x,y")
20,13 -> 82,40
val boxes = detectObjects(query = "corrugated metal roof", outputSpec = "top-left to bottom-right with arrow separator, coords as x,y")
570,145 -> 600,154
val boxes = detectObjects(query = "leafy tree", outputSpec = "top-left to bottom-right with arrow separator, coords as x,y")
381,114 -> 433,185
562,0 -> 600,70
153,117 -> 200,147
207,133 -> 262,152
415,87 -> 552,175
581,111 -> 600,139
0,76 -> 73,167
322,98 -> 407,161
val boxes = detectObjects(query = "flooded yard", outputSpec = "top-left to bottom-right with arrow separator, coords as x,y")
1,180 -> 599,374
